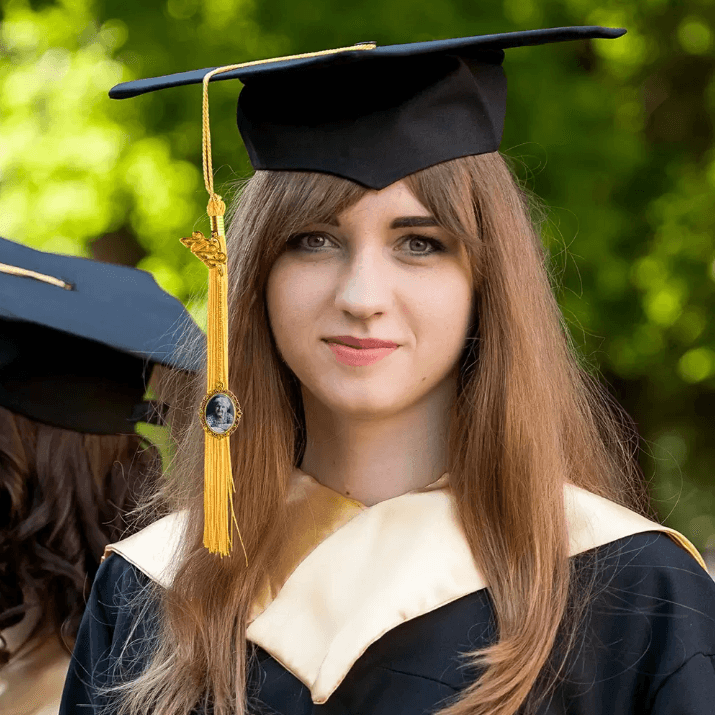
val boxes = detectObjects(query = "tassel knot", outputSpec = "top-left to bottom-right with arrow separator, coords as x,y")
207,194 -> 226,217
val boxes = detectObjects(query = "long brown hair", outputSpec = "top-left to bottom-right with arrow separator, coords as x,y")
104,153 -> 650,715
0,407 -> 160,665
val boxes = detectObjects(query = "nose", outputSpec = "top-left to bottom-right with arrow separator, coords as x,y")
333,249 -> 393,319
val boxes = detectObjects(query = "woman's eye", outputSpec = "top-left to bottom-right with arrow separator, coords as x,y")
287,233 -> 333,251
402,235 -> 446,256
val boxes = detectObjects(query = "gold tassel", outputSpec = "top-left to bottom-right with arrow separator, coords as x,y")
181,204 -> 244,559
178,44 -> 377,559
179,67 -> 249,561
203,202 -> 236,556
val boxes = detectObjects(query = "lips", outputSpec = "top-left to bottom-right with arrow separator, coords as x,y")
324,335 -> 399,349
323,336 -> 400,367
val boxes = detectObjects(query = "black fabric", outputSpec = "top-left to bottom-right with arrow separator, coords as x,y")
0,320 -> 152,434
0,236 -> 204,433
60,531 -> 715,714
108,27 -> 625,189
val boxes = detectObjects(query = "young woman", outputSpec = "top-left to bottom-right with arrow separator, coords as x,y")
0,236 -> 202,715
61,28 -> 715,715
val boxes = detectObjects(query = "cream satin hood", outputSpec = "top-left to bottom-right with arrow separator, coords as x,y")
104,471 -> 706,705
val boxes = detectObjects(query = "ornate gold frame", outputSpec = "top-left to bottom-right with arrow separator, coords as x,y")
199,386 -> 242,439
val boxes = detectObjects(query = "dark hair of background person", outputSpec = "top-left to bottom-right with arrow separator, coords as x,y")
0,406 -> 161,666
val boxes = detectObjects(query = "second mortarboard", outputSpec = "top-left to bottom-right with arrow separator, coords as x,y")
0,236 -> 204,435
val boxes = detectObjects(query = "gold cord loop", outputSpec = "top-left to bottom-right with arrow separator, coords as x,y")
0,262 -> 73,290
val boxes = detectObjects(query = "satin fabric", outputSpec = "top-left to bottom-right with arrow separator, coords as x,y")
103,469 -> 706,703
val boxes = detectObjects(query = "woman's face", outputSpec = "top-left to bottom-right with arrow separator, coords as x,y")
266,179 -> 474,419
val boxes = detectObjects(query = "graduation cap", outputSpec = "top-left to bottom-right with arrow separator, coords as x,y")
110,26 -> 626,189
109,26 -> 626,556
0,236 -> 204,435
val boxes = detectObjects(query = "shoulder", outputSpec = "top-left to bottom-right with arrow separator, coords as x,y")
102,488 -> 707,592
572,528 -> 715,653
90,551 -> 153,625
102,510 -> 189,588
551,531 -> 715,713
565,483 -> 708,571
592,528 -> 709,569
97,549 -> 150,592
574,532 -> 715,675
577,530 -> 715,606
59,553 -> 155,713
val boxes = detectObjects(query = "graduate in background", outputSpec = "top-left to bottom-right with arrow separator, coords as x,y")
62,27 -> 715,715
0,236 -> 203,715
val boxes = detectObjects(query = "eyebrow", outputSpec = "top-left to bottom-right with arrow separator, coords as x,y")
321,215 -> 439,228
390,216 -> 439,229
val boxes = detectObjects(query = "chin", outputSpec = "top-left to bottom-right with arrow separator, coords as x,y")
314,381 -> 419,419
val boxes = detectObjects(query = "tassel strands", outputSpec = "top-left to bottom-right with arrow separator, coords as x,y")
181,203 -> 245,560
201,214 -> 232,555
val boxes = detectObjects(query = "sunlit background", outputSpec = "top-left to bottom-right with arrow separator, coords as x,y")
1,0 -> 714,565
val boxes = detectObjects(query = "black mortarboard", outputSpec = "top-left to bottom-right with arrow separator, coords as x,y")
0,236 -> 204,434
109,26 -> 626,189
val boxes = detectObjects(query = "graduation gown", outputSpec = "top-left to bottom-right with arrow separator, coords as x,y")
60,470 -> 715,714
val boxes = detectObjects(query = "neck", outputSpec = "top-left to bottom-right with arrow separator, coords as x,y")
299,376 -> 455,505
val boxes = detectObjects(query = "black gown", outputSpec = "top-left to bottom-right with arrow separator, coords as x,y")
60,531 -> 715,715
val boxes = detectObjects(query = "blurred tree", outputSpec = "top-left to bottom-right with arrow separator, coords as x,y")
1,0 -> 713,546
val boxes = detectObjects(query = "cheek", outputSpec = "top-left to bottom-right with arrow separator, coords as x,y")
266,261 -> 294,348
407,271 -> 474,350
266,259 -> 325,351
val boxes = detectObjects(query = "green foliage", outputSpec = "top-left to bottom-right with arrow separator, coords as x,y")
1,0 -> 713,546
